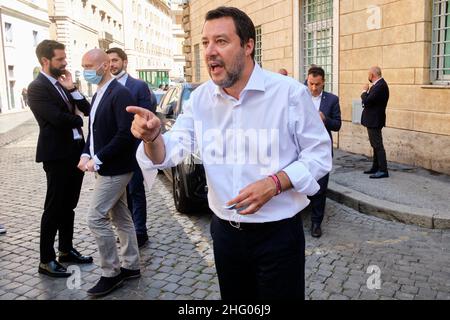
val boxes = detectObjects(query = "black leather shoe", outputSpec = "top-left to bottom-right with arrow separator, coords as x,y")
137,234 -> 149,248
369,171 -> 389,179
58,248 -> 93,264
363,168 -> 378,174
38,260 -> 71,278
311,223 -> 322,238
120,267 -> 141,280
87,274 -> 124,297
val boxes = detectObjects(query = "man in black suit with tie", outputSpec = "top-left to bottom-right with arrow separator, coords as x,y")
361,66 -> 390,179
28,40 -> 93,278
78,49 -> 140,297
306,66 -> 341,238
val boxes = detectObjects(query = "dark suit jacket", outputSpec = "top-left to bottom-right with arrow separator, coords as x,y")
361,78 -> 390,128
124,75 -> 157,113
319,91 -> 342,142
28,73 -> 90,163
83,79 -> 137,176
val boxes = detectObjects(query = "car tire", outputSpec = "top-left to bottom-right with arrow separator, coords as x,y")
172,165 -> 201,214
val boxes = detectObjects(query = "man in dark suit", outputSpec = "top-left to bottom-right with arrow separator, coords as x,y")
28,40 -> 93,278
306,66 -> 341,238
78,49 -> 140,297
361,66 -> 390,179
106,47 -> 157,248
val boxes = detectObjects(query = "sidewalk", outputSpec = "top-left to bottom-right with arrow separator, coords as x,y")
329,149 -> 450,229
0,109 -> 36,147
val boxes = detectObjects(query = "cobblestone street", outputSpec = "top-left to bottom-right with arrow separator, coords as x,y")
1,121 -> 450,300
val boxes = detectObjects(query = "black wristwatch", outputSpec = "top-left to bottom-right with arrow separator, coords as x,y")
68,87 -> 77,93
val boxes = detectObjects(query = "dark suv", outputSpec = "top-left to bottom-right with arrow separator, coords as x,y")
155,83 -> 208,214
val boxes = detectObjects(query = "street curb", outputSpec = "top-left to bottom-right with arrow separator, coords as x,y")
327,181 -> 450,229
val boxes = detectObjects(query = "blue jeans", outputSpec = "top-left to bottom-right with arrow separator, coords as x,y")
126,167 -> 147,236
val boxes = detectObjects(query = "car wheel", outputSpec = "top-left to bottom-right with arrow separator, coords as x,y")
172,165 -> 200,214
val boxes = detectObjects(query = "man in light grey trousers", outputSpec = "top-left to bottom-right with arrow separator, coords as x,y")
78,49 -> 140,297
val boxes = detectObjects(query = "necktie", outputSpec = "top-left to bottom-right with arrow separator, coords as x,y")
55,82 -> 83,138
55,82 -> 73,113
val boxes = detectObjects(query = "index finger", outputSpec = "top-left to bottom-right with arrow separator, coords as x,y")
126,106 -> 150,118
226,191 -> 250,207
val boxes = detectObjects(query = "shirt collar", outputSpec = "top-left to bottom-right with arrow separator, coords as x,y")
96,78 -> 115,95
40,71 -> 58,85
312,91 -> 323,99
213,62 -> 266,99
116,71 -> 128,84
372,77 -> 383,86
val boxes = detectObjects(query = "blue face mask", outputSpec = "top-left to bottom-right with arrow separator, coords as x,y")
83,64 -> 104,85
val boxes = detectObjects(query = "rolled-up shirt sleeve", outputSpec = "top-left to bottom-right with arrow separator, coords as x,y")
136,97 -> 197,172
283,86 -> 332,196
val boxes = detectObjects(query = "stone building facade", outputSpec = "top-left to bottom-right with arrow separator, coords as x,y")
0,0 -> 50,113
183,0 -> 450,174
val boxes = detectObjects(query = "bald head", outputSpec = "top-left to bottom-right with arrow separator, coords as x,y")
82,49 -> 109,67
370,66 -> 382,77
368,66 -> 382,83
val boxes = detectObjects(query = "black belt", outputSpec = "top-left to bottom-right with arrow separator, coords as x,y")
215,214 -> 298,231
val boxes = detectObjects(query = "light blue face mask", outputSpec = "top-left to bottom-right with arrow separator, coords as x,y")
83,64 -> 104,85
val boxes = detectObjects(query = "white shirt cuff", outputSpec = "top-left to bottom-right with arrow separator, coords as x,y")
282,162 -> 320,196
71,91 -> 84,100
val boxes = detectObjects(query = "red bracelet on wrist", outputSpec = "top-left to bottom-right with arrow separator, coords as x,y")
269,174 -> 282,196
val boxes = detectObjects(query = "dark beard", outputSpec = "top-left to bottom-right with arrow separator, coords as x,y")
209,51 -> 245,89
50,66 -> 64,78
216,67 -> 242,89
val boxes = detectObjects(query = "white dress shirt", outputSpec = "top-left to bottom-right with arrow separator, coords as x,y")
137,63 -> 332,223
311,92 -> 323,111
116,71 -> 128,86
82,78 -> 115,170
40,71 -> 84,140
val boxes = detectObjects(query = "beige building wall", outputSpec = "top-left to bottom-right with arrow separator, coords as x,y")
123,0 -> 173,79
48,0 -> 124,96
184,0 -> 450,174
0,11 -> 8,113
339,0 -> 450,174
184,0 -> 294,82
1,0 -> 50,113
170,0 -> 186,81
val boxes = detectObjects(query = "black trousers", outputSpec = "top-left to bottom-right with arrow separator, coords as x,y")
41,154 -> 84,263
307,173 -> 330,225
210,213 -> 305,300
367,127 -> 387,172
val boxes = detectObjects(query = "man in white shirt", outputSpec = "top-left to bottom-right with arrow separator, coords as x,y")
127,6 -> 332,300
